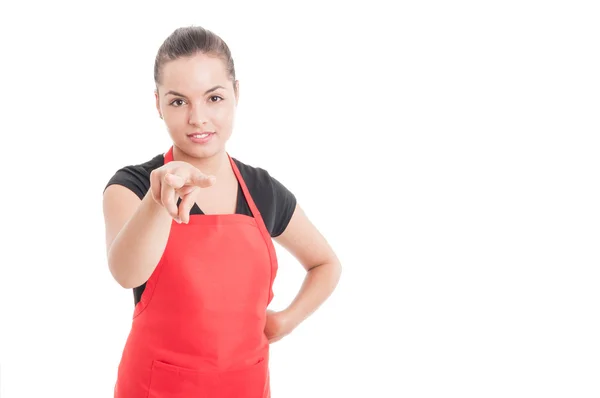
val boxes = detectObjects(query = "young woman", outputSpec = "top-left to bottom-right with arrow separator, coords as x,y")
102,26 -> 342,397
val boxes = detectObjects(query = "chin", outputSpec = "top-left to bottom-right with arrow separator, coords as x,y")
179,138 -> 225,159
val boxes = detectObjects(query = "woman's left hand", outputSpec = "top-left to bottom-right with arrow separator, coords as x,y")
264,309 -> 295,344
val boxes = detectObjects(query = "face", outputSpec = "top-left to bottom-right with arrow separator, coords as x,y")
155,52 -> 239,159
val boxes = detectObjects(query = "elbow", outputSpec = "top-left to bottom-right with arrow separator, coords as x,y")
112,271 -> 139,290
108,262 -> 136,289
309,258 -> 342,282
328,257 -> 342,285
115,276 -> 137,290
334,260 -> 342,282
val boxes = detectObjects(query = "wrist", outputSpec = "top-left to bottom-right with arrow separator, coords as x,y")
281,307 -> 301,330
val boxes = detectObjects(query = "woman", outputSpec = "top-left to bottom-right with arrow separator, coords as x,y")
102,26 -> 342,397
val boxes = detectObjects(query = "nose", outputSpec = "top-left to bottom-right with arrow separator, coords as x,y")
188,104 -> 207,126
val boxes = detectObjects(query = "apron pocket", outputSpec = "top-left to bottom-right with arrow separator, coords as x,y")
147,360 -> 216,398
218,357 -> 270,398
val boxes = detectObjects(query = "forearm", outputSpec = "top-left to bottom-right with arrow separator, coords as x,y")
108,191 -> 174,288
283,260 -> 342,328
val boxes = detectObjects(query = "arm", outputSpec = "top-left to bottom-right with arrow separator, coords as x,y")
269,204 -> 342,339
103,160 -> 215,289
102,185 -> 173,289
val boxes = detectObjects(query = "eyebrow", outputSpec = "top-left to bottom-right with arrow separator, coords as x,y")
164,86 -> 225,97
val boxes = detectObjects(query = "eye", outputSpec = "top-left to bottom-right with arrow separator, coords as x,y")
169,99 -> 186,107
209,95 -> 223,103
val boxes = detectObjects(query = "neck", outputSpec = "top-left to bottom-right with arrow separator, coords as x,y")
171,146 -> 231,178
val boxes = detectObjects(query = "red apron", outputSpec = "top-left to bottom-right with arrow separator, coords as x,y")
114,146 -> 278,397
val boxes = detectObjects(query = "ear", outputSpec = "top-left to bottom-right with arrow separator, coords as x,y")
155,89 -> 162,119
234,80 -> 240,105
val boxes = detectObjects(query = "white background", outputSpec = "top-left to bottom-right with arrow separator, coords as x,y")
0,1 -> 599,397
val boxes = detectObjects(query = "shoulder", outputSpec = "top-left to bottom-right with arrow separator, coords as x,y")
232,157 -> 273,191
104,153 -> 164,200
231,157 -> 288,202
232,157 -> 297,237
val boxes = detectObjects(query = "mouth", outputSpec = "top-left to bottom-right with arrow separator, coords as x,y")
187,131 -> 216,144
188,132 -> 215,139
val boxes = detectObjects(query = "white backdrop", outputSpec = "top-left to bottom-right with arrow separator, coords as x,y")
0,1 -> 599,397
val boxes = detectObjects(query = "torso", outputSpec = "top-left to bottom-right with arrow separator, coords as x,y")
113,146 -> 276,396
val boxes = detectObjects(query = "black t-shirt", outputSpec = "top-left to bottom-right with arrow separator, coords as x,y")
104,152 -> 297,305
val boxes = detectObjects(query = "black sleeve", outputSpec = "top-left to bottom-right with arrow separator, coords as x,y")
103,165 -> 151,200
269,174 -> 297,237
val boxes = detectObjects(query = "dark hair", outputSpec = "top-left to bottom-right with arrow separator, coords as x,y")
154,26 -> 236,92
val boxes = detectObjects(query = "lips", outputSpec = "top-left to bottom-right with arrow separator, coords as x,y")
187,131 -> 216,144
188,132 -> 214,139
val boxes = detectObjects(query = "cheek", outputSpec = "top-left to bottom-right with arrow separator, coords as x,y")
164,117 -> 183,131
212,105 -> 235,127
163,107 -> 186,126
